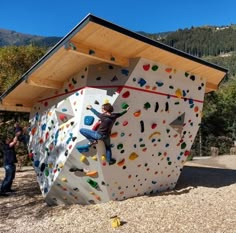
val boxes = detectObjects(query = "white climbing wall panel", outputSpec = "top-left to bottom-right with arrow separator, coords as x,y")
28,57 -> 205,205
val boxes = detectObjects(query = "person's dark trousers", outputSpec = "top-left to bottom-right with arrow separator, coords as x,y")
103,137 -> 112,162
0,164 -> 16,193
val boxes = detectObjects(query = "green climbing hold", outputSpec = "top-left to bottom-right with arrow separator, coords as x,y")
152,65 -> 158,71
117,144 -> 123,150
121,102 -> 129,109
87,178 -> 98,189
144,102 -> 151,110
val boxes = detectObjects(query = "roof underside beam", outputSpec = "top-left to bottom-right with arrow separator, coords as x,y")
25,77 -> 64,89
0,104 -> 31,112
0,98 -> 32,112
206,82 -> 218,91
64,40 -> 130,67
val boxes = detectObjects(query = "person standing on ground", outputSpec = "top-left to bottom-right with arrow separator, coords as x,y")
80,103 -> 129,165
0,132 -> 20,196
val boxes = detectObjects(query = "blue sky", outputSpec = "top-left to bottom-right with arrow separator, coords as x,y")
1,0 -> 236,37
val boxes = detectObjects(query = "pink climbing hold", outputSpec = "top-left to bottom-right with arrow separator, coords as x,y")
123,120 -> 128,126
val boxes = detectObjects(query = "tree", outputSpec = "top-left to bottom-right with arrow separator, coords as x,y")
0,45 -> 47,94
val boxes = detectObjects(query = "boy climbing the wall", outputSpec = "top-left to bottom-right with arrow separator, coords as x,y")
80,103 -> 129,165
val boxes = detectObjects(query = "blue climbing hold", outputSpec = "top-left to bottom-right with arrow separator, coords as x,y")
76,144 -> 89,153
84,116 -> 95,126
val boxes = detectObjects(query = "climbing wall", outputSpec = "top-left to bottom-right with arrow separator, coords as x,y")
28,57 -> 205,205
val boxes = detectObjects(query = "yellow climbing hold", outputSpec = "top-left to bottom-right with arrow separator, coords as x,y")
101,155 -> 106,161
92,155 -> 97,161
80,155 -> 86,162
104,99 -> 109,104
61,177 -> 67,182
129,152 -> 138,160
58,163 -> 64,168
175,88 -> 182,98
148,131 -> 161,139
111,216 -> 121,228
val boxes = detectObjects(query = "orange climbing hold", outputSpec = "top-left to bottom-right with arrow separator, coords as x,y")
86,171 -> 98,177
117,158 -> 125,166
110,132 -> 118,138
133,110 -> 141,117
31,127 -> 37,136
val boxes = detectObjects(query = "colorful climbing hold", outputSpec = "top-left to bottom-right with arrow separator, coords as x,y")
123,121 -> 128,126
143,64 -> 150,71
151,123 -> 157,129
80,155 -> 87,162
129,152 -> 138,160
134,110 -> 141,117
110,132 -> 118,138
152,65 -> 158,71
87,178 -> 98,189
86,171 -> 98,177
117,158 -> 125,166
121,102 -> 129,109
117,144 -> 123,150
122,91 -> 130,98
140,120 -> 144,133
165,68 -> 172,73
175,89 -> 182,98
144,102 -> 151,110
148,131 -> 161,139
84,116 -> 95,126
138,78 -> 146,87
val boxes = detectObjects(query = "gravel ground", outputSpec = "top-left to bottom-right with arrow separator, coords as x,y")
1,155 -> 236,233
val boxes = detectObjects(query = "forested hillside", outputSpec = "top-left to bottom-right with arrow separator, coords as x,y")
159,25 -> 236,57
0,28 -> 61,47
0,24 -> 236,161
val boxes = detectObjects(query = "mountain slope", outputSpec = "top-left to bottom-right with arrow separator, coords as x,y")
0,28 -> 61,47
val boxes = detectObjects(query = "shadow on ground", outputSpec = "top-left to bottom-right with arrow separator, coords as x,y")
176,165 -> 236,190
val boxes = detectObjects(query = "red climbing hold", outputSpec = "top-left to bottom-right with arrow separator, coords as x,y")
122,91 -> 130,98
151,123 -> 157,129
143,64 -> 150,71
59,114 -> 68,122
165,68 -> 172,73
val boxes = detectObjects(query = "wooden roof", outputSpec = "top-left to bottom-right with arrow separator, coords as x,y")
0,14 -> 228,112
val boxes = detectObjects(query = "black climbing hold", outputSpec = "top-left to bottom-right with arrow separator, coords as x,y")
140,120 -> 144,133
165,102 -> 169,112
69,167 -> 83,172
155,102 -> 159,112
